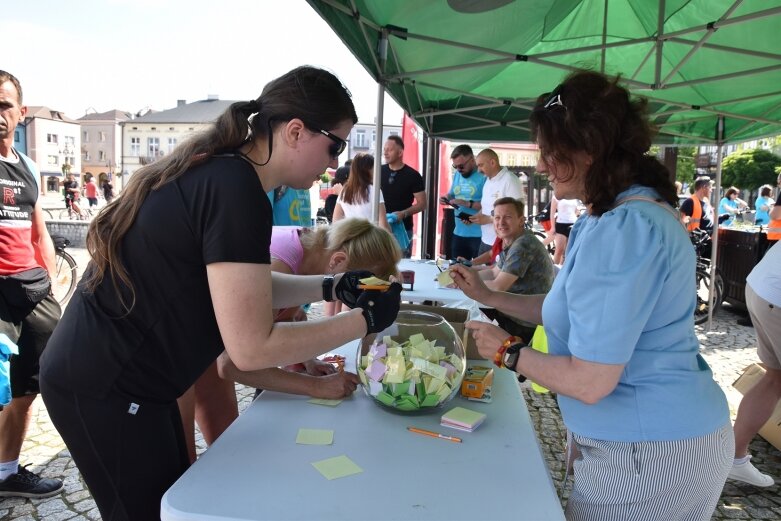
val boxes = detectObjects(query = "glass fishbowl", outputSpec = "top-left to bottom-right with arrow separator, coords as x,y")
356,311 -> 466,414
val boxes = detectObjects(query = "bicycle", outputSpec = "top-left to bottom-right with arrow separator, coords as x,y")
58,204 -> 94,221
51,235 -> 78,306
690,228 -> 724,325
526,213 -> 556,257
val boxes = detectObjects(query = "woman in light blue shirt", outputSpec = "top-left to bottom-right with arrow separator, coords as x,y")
718,186 -> 748,226
755,184 -> 775,225
451,71 -> 732,521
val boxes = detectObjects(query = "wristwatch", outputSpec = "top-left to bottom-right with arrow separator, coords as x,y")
322,275 -> 335,302
503,343 -> 527,382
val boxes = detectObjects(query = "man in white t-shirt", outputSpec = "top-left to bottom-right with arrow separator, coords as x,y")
470,148 -> 523,256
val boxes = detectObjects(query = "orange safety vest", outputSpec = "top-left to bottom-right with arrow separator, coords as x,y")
768,216 -> 781,240
685,195 -> 703,232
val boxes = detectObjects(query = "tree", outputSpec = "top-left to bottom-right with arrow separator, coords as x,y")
649,146 -> 696,184
721,149 -> 781,189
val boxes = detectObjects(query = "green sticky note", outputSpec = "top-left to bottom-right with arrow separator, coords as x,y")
390,381 -> 410,397
311,455 -> 363,480
358,368 -> 368,386
376,391 -> 395,406
296,428 -> 334,445
421,394 -> 440,407
394,399 -> 419,411
308,398 -> 343,407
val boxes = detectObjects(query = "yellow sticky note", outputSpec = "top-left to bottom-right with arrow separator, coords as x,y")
296,428 -> 334,445
311,455 -> 363,480
308,398 -> 343,407
437,270 -> 454,287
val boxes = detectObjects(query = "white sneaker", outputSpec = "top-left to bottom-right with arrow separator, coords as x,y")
728,457 -> 775,487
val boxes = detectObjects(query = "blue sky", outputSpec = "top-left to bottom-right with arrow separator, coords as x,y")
3,0 -> 403,124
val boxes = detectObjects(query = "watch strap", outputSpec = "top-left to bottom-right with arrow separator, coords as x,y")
322,275 -> 335,302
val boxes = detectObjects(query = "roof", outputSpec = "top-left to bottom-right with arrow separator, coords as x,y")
125,99 -> 237,124
25,106 -> 79,124
307,0 -> 781,145
77,110 -> 133,122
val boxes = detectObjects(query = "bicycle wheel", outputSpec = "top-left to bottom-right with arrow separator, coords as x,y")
58,208 -> 71,220
533,230 -> 555,257
694,268 -> 723,325
42,208 -> 56,220
52,250 -> 78,306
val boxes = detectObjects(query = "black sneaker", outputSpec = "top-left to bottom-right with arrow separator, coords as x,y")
0,464 -> 64,498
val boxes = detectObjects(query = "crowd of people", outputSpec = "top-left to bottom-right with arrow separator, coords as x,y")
1,63 -> 779,521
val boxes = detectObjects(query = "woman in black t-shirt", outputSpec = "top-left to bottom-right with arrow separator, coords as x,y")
39,66 -> 402,521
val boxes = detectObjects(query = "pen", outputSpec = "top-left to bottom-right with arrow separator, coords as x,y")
407,426 -> 462,443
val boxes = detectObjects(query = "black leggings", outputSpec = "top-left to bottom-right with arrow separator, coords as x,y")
40,380 -> 189,521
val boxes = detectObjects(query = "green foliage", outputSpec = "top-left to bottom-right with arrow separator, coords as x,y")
675,146 -> 696,185
722,149 -> 781,189
320,172 -> 332,184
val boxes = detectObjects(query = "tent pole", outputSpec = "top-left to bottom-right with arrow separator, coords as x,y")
423,132 -> 436,259
372,29 -> 388,224
707,115 -> 725,330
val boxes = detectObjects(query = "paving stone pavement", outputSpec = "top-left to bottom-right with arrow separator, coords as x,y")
1,248 -> 779,520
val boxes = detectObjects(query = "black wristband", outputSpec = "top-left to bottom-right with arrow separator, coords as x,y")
322,275 -> 334,302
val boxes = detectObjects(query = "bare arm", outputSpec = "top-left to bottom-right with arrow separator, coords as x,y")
216,351 -> 359,399
770,203 -> 781,220
379,203 -> 390,232
484,271 -> 519,292
450,263 -> 544,324
408,190 -> 427,216
208,263 -> 366,372
30,203 -> 56,278
466,320 -> 624,403
332,202 -> 345,222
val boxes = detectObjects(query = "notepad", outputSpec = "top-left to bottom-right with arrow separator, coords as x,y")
441,406 -> 486,432
296,428 -> 334,445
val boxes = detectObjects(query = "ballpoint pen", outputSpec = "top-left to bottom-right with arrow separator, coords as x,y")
407,426 -> 462,443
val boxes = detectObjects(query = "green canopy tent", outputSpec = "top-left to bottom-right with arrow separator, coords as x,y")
307,0 -> 781,326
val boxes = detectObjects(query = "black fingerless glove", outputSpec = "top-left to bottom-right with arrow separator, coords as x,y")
334,270 -> 374,308
356,282 -> 402,334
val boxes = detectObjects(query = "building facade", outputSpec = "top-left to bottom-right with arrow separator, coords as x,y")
23,107 -> 81,193
348,122 -> 401,160
120,97 -> 234,184
78,110 -> 132,187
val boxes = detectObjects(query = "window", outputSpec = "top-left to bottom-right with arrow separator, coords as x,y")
84,151 -> 91,161
47,155 -> 59,165
148,137 -> 160,157
98,150 -> 106,161
371,130 -> 376,146
169,127 -> 175,131
83,130 -> 89,143
65,136 -> 75,146
130,137 -> 141,156
99,131 -> 107,142
47,133 -> 58,144
65,156 -> 75,166
168,137 -> 177,153
355,130 -> 366,148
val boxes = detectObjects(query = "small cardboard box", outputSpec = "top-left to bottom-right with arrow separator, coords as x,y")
461,365 -> 494,399
733,363 -> 781,452
399,303 -> 483,360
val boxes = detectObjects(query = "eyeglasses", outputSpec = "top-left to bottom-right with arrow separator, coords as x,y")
452,157 -> 473,171
542,85 -> 566,110
312,127 -> 347,159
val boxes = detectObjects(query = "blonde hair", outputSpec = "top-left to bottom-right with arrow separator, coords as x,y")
301,218 -> 401,279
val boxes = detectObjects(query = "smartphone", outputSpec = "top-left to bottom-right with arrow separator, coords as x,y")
456,212 -> 472,221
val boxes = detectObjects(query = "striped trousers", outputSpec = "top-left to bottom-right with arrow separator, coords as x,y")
567,423 -> 733,521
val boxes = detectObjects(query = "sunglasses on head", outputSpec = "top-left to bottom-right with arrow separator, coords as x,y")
542,85 -> 566,110
310,127 -> 347,159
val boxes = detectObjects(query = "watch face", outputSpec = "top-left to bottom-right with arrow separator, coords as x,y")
503,350 -> 519,371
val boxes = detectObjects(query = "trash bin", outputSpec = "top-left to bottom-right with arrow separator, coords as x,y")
716,227 -> 769,308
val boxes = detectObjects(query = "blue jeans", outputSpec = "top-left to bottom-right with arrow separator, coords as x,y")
450,235 -> 481,260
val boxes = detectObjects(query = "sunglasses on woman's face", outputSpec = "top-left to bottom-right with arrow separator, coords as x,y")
313,128 -> 347,159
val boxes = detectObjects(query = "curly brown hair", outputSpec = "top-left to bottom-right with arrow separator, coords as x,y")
530,70 -> 677,216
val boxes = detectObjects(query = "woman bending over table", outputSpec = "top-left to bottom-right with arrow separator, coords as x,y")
451,70 -> 731,521
39,66 -> 401,521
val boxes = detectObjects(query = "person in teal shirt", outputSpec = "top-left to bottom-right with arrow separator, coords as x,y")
718,186 -> 748,226
450,71 -> 731,521
755,184 -> 775,225
442,144 -> 485,259
268,186 -> 312,226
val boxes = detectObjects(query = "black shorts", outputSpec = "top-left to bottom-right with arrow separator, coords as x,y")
555,221 -> 574,238
0,294 -> 60,397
